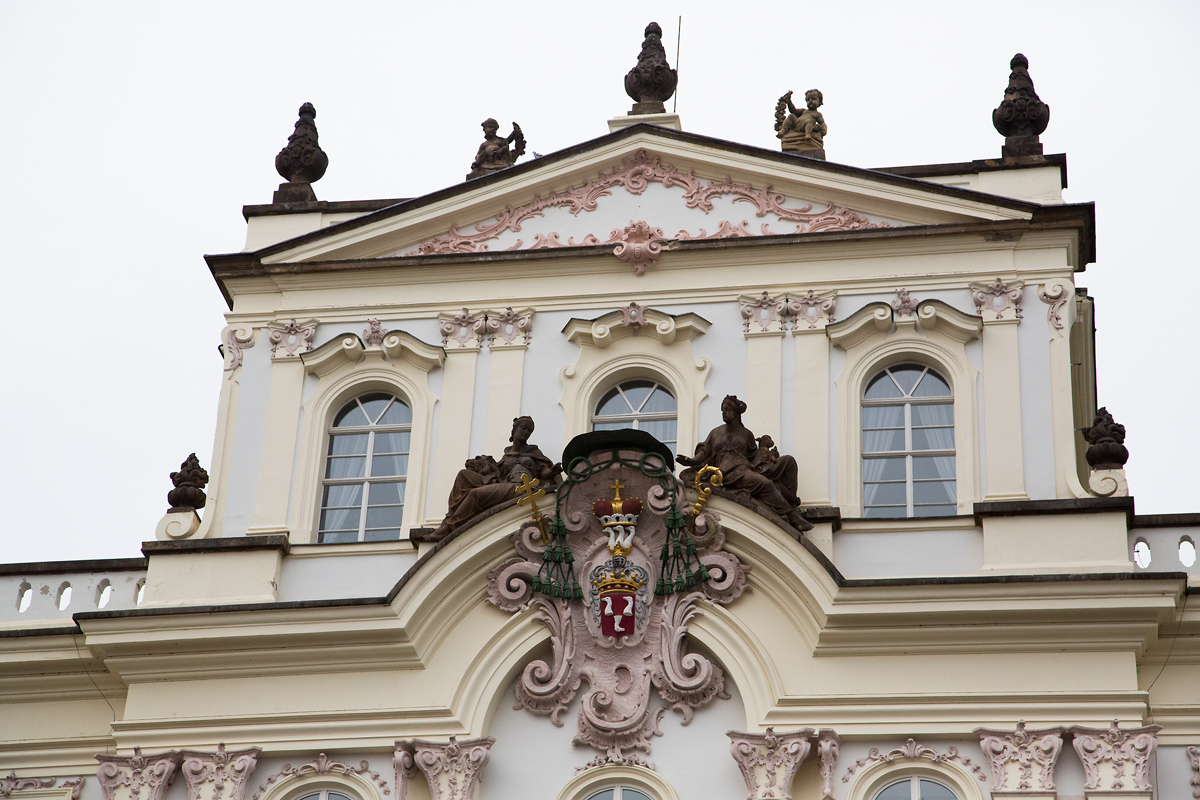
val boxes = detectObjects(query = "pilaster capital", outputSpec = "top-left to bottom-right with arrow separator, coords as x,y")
179,744 -> 261,800
266,318 -> 317,359
395,736 -> 494,800
96,748 -> 180,800
973,720 -> 1065,793
971,278 -> 1025,323
1069,720 -> 1161,793
727,727 -> 814,800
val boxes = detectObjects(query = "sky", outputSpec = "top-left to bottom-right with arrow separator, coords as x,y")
1,1 -> 1197,564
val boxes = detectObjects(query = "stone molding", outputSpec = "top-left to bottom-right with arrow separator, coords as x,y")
0,775 -> 83,800
221,325 -> 255,373
96,749 -> 180,800
267,318 -> 317,359
564,306 -> 709,349
1069,720 -> 1161,793
842,739 -> 987,785
974,720 -> 1064,792
249,753 -> 390,800
727,727 -> 814,800
179,744 -> 261,800
394,736 -> 493,800
740,291 -> 787,334
970,278 -> 1024,322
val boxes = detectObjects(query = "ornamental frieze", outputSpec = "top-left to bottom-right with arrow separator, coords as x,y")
487,430 -> 748,763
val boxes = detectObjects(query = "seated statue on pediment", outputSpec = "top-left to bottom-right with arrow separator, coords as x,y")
468,118 -> 526,179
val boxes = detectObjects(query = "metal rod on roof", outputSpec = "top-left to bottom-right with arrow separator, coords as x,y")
673,16 -> 681,114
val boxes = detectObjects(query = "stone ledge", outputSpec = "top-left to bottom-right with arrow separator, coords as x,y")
141,535 -> 291,556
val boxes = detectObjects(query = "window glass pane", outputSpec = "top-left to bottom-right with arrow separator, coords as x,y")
912,426 -> 954,451
863,428 -> 905,452
593,421 -> 628,431
359,393 -> 393,423
911,403 -> 953,427
333,403 -> 370,427
640,418 -> 677,443
318,530 -> 359,544
378,399 -> 412,425
320,506 -> 360,532
919,779 -> 960,800
369,481 -> 406,505
620,380 -> 656,411
624,791 -> 653,800
297,792 -> 320,800
326,456 -> 367,479
863,405 -> 904,428
913,456 -> 956,480
914,504 -> 957,517
641,386 -> 676,413
863,457 -> 905,482
328,793 -> 353,800
596,388 -> 630,416
864,481 -> 907,507
322,483 -> 363,508
365,505 -> 404,530
329,433 -> 369,456
864,505 -> 906,518
371,453 -> 409,477
585,791 -> 615,800
373,431 -> 411,453
913,371 -> 951,397
873,778 -> 912,800
890,365 -> 925,394
865,372 -> 903,399
364,528 -> 402,542
914,480 -> 956,505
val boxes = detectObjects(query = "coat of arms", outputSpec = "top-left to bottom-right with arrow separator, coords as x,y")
487,430 -> 748,761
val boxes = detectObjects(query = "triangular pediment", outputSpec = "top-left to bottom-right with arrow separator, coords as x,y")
258,125 -> 1038,266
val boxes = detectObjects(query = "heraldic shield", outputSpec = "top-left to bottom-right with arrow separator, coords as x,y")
487,430 -> 749,761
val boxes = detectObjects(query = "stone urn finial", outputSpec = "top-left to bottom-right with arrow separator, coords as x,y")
167,453 -> 209,512
1083,407 -> 1129,470
992,53 -> 1050,158
624,21 -> 678,115
273,102 -> 329,202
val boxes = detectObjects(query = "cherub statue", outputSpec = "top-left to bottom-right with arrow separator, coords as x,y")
774,89 -> 827,156
467,118 -> 526,179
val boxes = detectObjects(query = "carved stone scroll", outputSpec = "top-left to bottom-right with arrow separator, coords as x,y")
785,290 -> 836,330
740,291 -> 786,333
96,749 -> 180,800
0,774 -> 57,798
394,737 -> 493,800
249,754 -> 389,800
484,307 -> 532,346
619,302 -> 648,333
438,308 -> 485,349
610,220 -> 665,275
728,728 -> 814,800
971,278 -> 1024,321
267,319 -> 316,358
179,744 -> 260,800
1038,282 -> 1070,333
974,721 -> 1064,792
1069,720 -> 1161,792
221,326 -> 255,372
815,729 -> 841,800
843,740 -> 986,784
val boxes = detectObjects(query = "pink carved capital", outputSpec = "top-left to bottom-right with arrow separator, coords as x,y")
784,290 -> 836,330
1069,720 -> 1161,792
179,744 -> 261,800
728,728 -> 814,800
438,308 -> 484,348
816,729 -> 841,800
973,720 -> 1064,792
96,748 -> 181,800
740,291 -> 785,333
395,736 -> 493,800
971,277 -> 1024,320
267,318 -> 316,357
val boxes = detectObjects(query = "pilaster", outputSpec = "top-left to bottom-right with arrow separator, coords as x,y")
482,308 -> 532,457
789,291 -> 835,506
973,280 -> 1027,500
1040,280 -> 1091,499
740,292 -> 786,443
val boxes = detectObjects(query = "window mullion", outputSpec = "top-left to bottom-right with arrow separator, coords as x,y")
361,429 -> 377,541
905,402 -> 914,517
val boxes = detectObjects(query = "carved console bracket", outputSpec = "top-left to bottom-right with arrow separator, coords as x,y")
815,729 -> 841,800
96,748 -> 181,800
1069,720 -> 1161,794
250,754 -> 389,800
974,720 -> 1065,793
1,774 -> 84,800
728,727 -> 814,800
842,739 -> 987,784
221,325 -> 256,374
267,318 -> 317,358
394,737 -> 493,800
180,744 -> 261,800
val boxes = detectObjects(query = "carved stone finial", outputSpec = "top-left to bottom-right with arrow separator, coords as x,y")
992,53 -> 1050,158
1083,407 -> 1129,469
273,103 -> 328,203
467,118 -> 526,180
624,22 -> 678,115
774,89 -> 827,159
168,454 -> 209,512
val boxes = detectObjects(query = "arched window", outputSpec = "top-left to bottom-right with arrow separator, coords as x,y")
873,777 -> 959,800
592,380 -> 678,455
585,789 -> 655,800
297,792 -> 354,800
862,364 -> 955,518
319,393 -> 412,543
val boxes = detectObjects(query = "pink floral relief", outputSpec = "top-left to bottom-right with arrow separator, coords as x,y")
407,150 -> 892,272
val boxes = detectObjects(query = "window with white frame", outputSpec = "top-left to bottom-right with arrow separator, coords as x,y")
585,788 -> 655,800
592,380 -> 678,455
872,776 -> 960,800
862,364 -> 956,518
319,393 -> 411,542
297,792 -> 355,800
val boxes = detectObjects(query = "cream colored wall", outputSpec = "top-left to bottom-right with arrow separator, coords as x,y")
917,164 -> 1064,205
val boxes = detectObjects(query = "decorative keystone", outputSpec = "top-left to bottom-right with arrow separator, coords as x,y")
993,54 -> 1050,158
274,102 -> 328,203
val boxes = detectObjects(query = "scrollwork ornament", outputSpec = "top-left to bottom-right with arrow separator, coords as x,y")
740,291 -> 785,333
816,729 -> 841,800
842,740 -> 986,783
970,278 -> 1024,320
610,220 -> 665,275
1069,719 -> 1161,792
619,302 -> 648,333
974,720 -> 1064,791
438,308 -> 484,348
484,307 -> 532,346
363,319 -> 389,347
394,737 -> 493,800
249,754 -> 389,800
180,744 -> 260,800
1038,281 -> 1071,333
221,326 -> 255,373
891,289 -> 918,318
266,319 -> 315,357
784,290 -> 836,330
0,774 -> 57,798
96,748 -> 180,800
727,727 -> 814,800
1187,745 -> 1199,798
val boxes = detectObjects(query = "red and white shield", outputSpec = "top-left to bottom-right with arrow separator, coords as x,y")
599,590 -> 636,639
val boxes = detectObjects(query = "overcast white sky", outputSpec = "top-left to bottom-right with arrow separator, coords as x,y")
1,1 -> 1197,564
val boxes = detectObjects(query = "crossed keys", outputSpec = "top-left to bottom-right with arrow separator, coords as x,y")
515,473 -> 547,538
